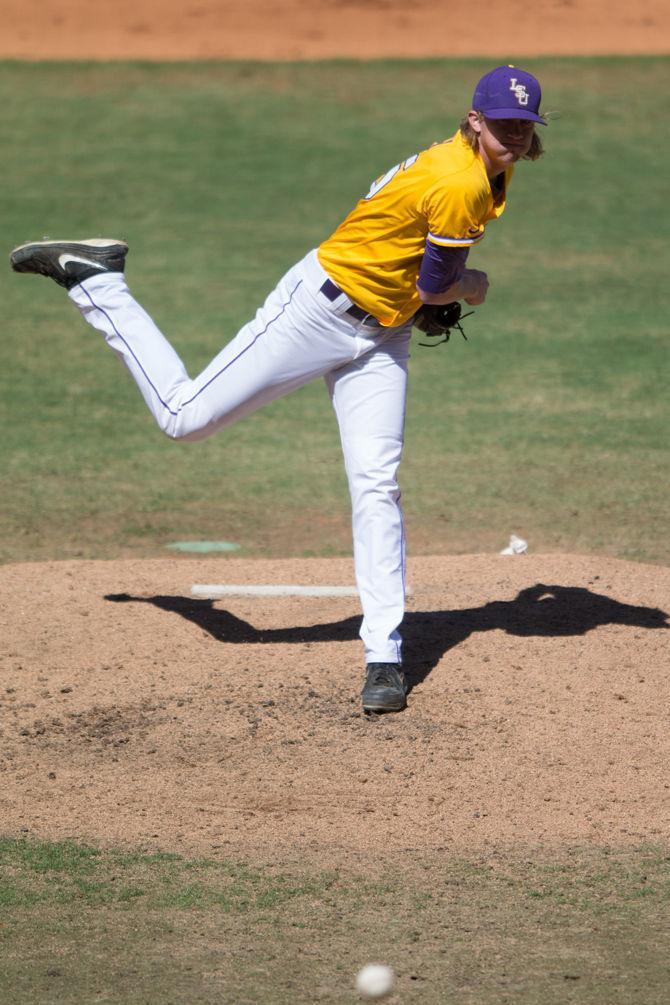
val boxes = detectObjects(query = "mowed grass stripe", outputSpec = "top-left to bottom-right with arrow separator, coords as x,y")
0,58 -> 668,564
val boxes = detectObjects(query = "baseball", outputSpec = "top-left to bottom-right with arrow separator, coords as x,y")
355,963 -> 394,999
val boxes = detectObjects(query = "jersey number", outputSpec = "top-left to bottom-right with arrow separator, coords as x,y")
364,154 -> 419,200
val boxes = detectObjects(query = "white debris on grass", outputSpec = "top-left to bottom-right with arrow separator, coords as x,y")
500,534 -> 529,555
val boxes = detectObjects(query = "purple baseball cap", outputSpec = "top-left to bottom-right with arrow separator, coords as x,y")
472,65 -> 546,125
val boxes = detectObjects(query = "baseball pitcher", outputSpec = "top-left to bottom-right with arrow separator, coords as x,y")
10,66 -> 547,713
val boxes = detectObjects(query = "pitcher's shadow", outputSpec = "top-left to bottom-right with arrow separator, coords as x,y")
105,583 -> 668,693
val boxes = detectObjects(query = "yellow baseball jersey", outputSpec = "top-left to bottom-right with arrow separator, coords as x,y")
318,130 -> 512,327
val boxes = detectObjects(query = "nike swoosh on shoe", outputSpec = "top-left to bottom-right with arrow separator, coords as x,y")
58,254 -> 107,270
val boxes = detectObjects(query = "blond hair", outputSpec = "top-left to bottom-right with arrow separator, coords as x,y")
459,114 -> 544,161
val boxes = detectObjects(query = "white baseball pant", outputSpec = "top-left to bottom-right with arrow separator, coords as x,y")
68,249 -> 412,665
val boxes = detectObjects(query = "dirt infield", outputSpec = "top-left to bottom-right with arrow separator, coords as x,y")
2,0 -> 669,60
1,553 -> 668,860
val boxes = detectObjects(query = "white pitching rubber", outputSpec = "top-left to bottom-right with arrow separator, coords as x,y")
191,584 -> 413,599
191,584 -> 360,598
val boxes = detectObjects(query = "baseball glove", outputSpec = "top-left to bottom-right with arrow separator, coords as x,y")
413,301 -> 473,347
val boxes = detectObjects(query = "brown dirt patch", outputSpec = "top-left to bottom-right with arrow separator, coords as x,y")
1,553 -> 668,861
2,0 -> 669,60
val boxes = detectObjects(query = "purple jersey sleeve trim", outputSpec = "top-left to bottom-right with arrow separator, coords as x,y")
417,243 -> 469,294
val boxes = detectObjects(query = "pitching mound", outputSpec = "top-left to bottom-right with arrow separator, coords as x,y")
1,553 -> 668,861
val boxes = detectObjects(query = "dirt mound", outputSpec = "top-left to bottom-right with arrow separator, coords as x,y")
1,553 -> 667,860
2,0 -> 668,59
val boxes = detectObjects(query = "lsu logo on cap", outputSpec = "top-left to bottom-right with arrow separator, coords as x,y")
509,78 -> 529,107
472,65 -> 546,124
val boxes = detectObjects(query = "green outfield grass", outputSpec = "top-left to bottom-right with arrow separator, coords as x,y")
2,837 -> 669,1004
1,57 -> 668,565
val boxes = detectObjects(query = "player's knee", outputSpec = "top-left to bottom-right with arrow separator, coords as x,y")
346,447 -> 402,494
157,413 -> 183,440
163,425 -> 210,443
349,468 -> 401,506
158,413 -> 208,443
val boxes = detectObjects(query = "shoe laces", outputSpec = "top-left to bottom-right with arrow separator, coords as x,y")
368,664 -> 401,687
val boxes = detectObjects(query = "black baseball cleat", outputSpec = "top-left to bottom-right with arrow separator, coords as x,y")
361,662 -> 407,713
10,238 -> 128,290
